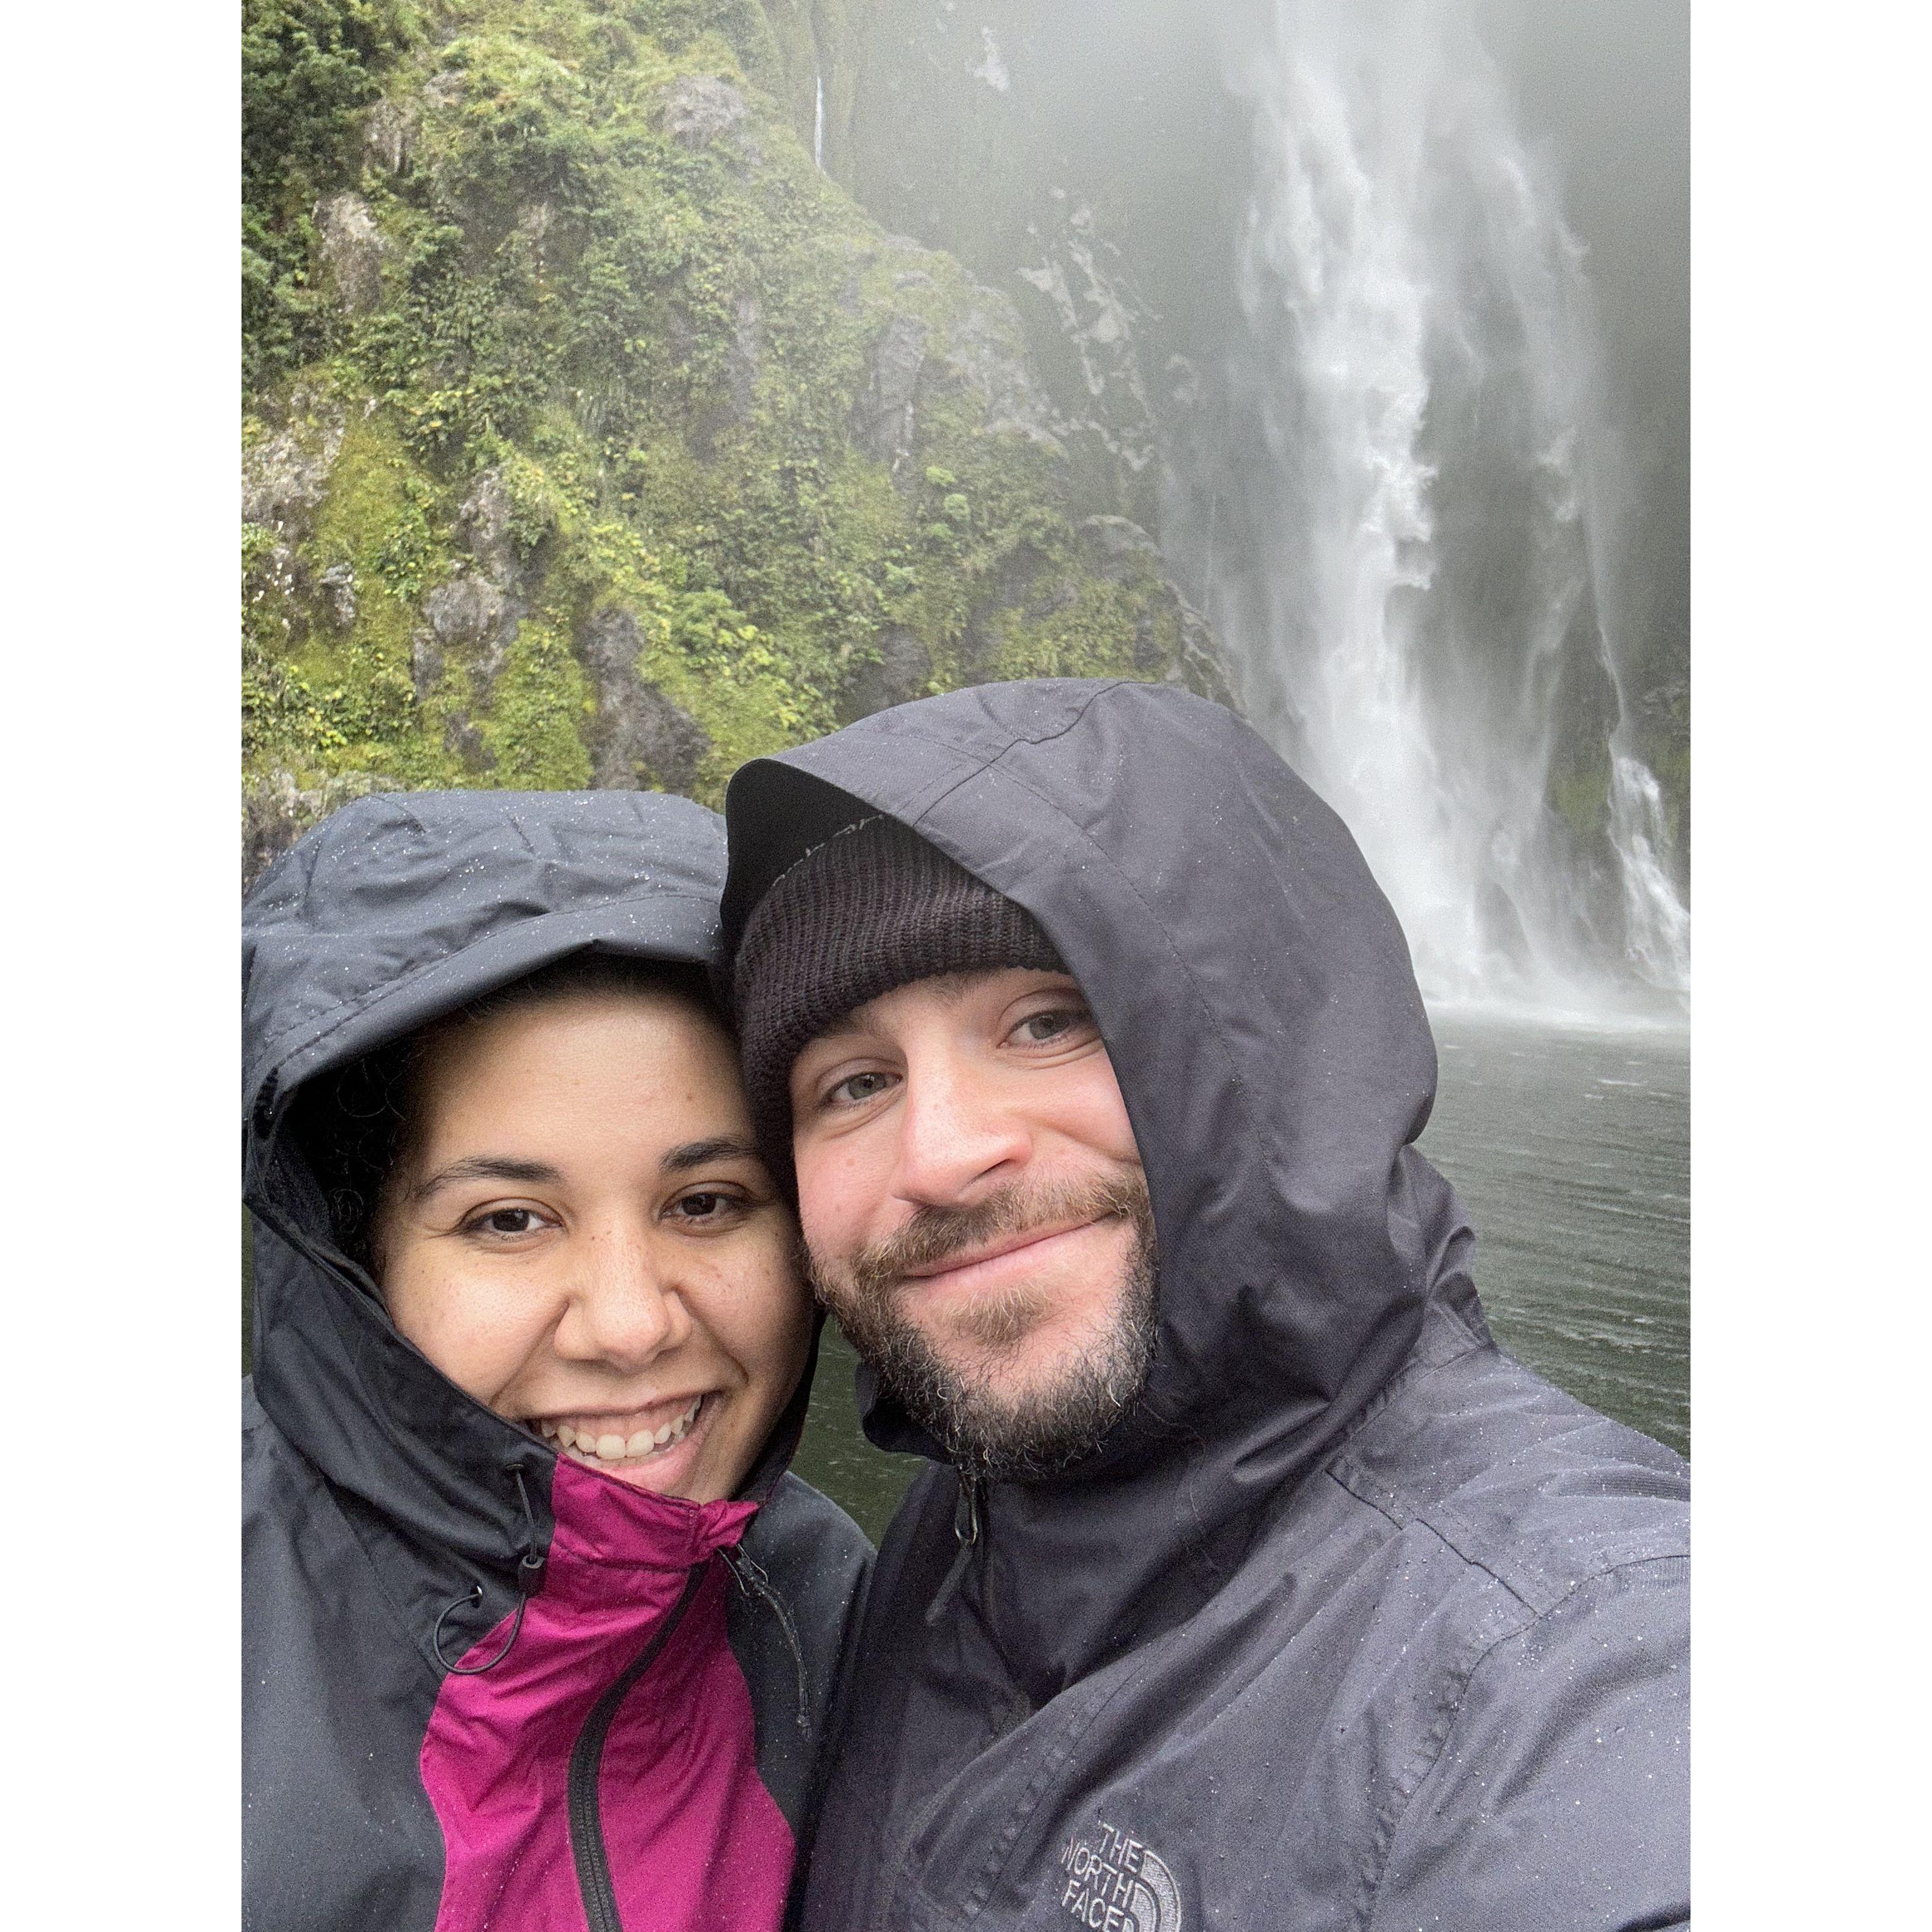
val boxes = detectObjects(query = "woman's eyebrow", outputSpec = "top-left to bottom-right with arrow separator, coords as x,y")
410,1156 -> 562,1201
661,1135 -> 760,1175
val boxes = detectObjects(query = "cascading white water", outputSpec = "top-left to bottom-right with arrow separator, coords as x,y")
814,69 -> 825,168
1195,0 -> 1687,1014
1609,753 -> 1690,989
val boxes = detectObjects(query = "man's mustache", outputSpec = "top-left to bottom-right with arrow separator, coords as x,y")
816,1173 -> 1154,1304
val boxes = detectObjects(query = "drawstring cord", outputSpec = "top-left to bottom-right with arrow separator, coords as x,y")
723,1544 -> 813,1738
925,1474 -> 982,1627
432,1467 -> 547,1675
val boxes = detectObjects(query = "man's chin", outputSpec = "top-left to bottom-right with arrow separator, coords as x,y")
821,1242 -> 1158,1482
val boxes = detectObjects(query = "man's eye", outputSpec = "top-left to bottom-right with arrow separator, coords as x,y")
1012,1006 -> 1090,1045
828,1070 -> 895,1107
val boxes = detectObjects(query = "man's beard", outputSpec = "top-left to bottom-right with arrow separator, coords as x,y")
806,1174 -> 1159,1483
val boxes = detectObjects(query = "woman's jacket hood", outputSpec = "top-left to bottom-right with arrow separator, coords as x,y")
243,788 -> 811,1627
723,679 -> 1479,1687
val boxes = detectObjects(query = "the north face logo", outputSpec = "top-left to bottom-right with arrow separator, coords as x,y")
1057,1819 -> 1182,1932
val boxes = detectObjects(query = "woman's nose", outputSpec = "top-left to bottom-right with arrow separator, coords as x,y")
555,1228 -> 691,1368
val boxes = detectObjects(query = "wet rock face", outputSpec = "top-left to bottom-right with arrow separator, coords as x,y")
1077,515 -> 1237,709
315,192 -> 386,312
848,265 -> 1060,486
455,469 -> 526,591
318,562 -> 357,633
415,576 -> 512,698
850,313 -> 929,481
582,609 -> 713,791
242,392 -> 345,540
932,297 -> 1059,450
242,769 -> 395,897
1077,514 -> 1162,576
409,469 -> 531,719
839,624 -> 935,721
1014,197 -> 1158,487
363,97 -> 416,175
243,393 -> 347,621
660,75 -> 749,150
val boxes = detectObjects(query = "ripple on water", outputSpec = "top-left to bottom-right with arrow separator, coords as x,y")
1422,1011 -> 1689,1458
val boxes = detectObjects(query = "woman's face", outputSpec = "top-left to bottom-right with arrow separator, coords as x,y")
374,988 -> 811,1504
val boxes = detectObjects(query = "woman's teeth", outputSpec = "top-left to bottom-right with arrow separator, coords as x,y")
538,1396 -> 704,1465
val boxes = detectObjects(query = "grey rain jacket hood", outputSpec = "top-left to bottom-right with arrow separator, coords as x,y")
243,789 -> 870,1932
721,679 -> 1689,1932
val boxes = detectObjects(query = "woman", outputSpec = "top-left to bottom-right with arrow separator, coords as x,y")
243,788 -> 872,1932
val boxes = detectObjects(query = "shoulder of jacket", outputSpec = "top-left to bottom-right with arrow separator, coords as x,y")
1323,1343 -> 1689,1619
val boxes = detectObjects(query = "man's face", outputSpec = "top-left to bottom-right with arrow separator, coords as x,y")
788,967 -> 1157,1480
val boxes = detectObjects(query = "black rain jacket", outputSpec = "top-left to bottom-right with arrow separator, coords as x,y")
720,679 -> 1689,1932
243,788 -> 872,1932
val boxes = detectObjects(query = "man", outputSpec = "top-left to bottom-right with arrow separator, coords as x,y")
722,679 -> 1689,1932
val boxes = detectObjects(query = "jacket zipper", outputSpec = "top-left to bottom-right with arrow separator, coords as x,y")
567,1564 -> 708,1932
924,1473 -> 982,1627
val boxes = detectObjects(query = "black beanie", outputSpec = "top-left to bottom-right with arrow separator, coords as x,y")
733,815 -> 1064,1184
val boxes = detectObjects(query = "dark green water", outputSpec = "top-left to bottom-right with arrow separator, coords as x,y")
791,1014 -> 1690,1543
1425,1013 -> 1690,1458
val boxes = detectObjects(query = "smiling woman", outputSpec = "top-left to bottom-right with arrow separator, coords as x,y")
242,789 -> 871,1932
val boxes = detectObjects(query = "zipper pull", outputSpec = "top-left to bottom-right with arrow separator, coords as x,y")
924,1474 -> 981,1627
723,1545 -> 813,1737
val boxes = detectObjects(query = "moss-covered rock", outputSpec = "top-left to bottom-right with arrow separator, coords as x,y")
241,0 -> 1232,883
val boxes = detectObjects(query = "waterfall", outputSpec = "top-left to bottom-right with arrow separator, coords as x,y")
1181,0 -> 1687,1014
814,68 -> 825,169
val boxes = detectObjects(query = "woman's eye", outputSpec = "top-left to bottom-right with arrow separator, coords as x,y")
671,1190 -> 745,1225
828,1070 -> 895,1107
471,1207 -> 542,1238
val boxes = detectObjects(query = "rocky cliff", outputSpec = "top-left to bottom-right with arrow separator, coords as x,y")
242,0 -> 1233,885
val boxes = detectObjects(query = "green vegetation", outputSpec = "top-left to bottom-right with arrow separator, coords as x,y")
242,0 -> 1226,848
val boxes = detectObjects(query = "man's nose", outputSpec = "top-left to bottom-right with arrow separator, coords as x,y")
891,1048 -> 1031,1205
556,1227 -> 691,1367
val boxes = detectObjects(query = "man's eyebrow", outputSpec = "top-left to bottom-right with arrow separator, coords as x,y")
801,968 -> 1082,1051
798,1012 -> 868,1052
661,1135 -> 761,1175
410,1156 -> 562,1201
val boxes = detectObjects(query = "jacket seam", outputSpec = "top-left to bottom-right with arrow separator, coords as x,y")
1318,1462 -> 1529,1612
1326,1456 -> 1685,1626
1355,1596 -> 1535,1932
1328,1349 -> 1678,1613
1357,1553 -> 1688,1932
872,679 -> 1129,831
1326,1311 -> 1492,1463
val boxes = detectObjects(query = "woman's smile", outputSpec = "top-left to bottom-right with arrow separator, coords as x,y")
534,1391 -> 720,1490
